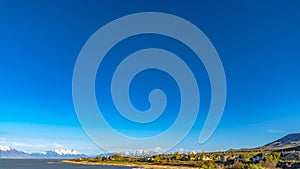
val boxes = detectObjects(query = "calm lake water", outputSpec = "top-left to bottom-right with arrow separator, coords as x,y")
0,159 -> 136,169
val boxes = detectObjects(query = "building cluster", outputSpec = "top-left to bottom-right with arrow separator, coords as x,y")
137,151 -> 300,164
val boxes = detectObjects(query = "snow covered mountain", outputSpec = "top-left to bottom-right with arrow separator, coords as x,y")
33,149 -> 86,158
121,150 -> 158,157
1,145 -> 159,159
0,146 -> 29,158
0,145 -> 11,151
96,150 -> 159,157
0,146 -> 86,159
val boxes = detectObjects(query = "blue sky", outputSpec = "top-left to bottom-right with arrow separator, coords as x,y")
0,1 -> 300,155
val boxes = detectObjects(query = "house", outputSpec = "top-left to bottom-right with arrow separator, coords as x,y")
202,156 -> 213,161
189,157 -> 196,161
166,155 -> 171,161
195,156 -> 201,161
138,157 -> 154,162
284,152 -> 300,162
170,156 -> 177,161
180,155 -> 190,161
252,153 -> 264,163
220,155 -> 228,163
102,156 -> 109,161
234,157 -> 244,162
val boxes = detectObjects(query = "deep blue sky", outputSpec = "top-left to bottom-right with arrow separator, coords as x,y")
0,1 -> 299,155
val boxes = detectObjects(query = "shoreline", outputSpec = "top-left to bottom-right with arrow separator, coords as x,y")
62,160 -> 199,169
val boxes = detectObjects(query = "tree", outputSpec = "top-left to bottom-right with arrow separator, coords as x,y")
261,154 -> 279,168
153,155 -> 161,163
173,152 -> 180,160
112,153 -> 123,160
271,152 -> 281,161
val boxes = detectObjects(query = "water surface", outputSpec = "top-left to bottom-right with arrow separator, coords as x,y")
0,159 -> 135,169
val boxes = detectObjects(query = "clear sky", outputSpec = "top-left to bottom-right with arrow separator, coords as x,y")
0,1 -> 299,155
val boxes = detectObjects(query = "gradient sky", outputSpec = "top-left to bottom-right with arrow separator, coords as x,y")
0,1 -> 300,155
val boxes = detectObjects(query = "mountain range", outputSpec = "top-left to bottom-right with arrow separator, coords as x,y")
121,150 -> 158,157
93,150 -> 158,157
0,146 -> 87,159
0,145 -> 158,159
1,133 -> 299,158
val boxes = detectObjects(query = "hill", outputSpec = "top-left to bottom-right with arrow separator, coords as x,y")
262,133 -> 300,151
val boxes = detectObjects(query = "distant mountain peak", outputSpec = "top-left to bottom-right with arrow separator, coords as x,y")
0,145 -> 11,152
53,148 -> 82,155
121,150 -> 157,156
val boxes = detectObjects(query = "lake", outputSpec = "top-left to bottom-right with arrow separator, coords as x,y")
0,159 -> 136,169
